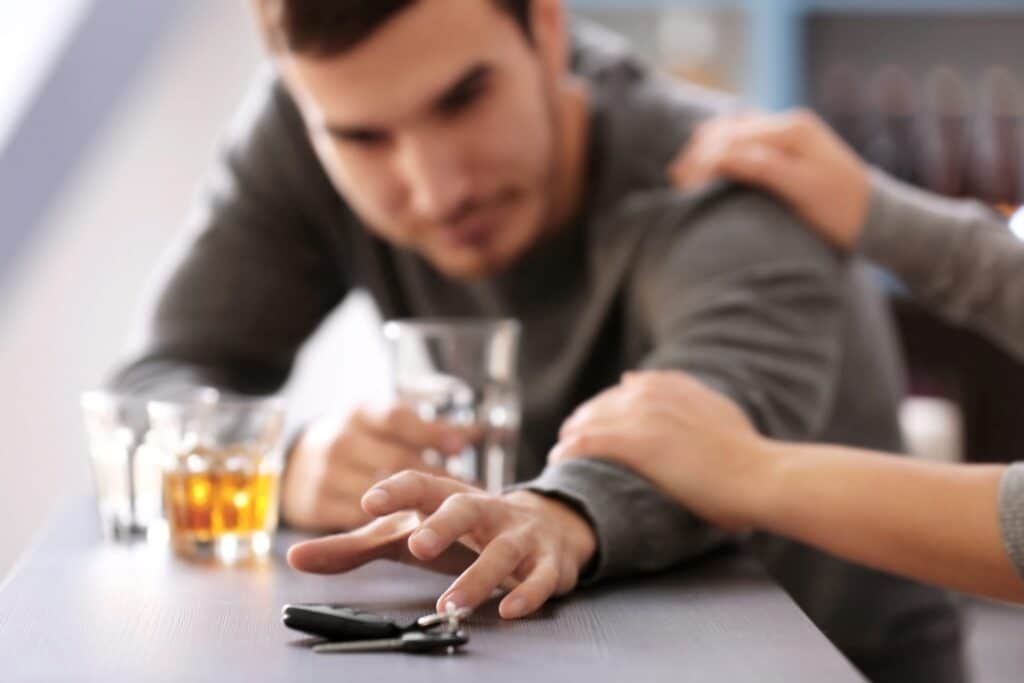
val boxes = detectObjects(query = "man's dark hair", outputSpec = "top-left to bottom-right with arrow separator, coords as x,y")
254,0 -> 533,57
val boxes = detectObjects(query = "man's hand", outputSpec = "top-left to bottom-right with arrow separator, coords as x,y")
281,404 -> 471,531
551,371 -> 771,531
669,109 -> 870,250
287,472 -> 597,619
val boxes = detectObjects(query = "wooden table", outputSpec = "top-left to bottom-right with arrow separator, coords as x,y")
0,500 -> 865,682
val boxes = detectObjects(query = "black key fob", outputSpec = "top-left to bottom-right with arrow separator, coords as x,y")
282,604 -> 409,641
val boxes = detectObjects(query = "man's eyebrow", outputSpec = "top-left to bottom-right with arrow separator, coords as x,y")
433,63 -> 493,113
322,63 -> 495,141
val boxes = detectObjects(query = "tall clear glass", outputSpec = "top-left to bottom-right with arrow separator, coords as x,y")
80,391 -> 165,541
383,319 -> 521,494
147,391 -> 285,563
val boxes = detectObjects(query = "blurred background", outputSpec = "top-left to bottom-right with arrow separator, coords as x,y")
1,1 -> 1023,678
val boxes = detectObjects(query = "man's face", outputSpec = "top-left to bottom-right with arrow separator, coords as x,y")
280,0 -> 565,279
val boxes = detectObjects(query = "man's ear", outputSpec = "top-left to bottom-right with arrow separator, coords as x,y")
530,0 -> 569,79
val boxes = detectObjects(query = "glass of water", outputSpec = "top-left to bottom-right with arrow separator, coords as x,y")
383,319 -> 521,493
80,391 -> 166,541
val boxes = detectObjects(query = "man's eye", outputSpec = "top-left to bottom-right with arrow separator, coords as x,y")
328,128 -> 391,148
438,80 -> 488,117
344,132 -> 390,147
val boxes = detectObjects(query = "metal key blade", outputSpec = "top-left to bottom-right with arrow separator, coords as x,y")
313,630 -> 468,655
313,637 -> 407,654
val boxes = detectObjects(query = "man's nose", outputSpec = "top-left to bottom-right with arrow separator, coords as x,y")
396,133 -> 473,223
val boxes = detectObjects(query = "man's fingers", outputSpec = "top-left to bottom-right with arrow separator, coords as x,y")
560,390 -> 630,438
549,428 -> 639,464
690,112 -> 808,160
672,117 -> 806,188
437,534 -> 527,612
307,496 -> 375,532
286,513 -> 421,574
713,144 -> 813,204
354,404 -> 470,455
407,491 -> 488,560
362,470 -> 478,518
499,559 -> 562,619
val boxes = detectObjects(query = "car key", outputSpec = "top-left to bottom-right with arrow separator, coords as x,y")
282,605 -> 411,641
282,603 -> 474,641
312,630 -> 469,655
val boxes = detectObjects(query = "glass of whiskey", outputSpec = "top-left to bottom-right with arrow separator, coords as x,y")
147,391 -> 285,563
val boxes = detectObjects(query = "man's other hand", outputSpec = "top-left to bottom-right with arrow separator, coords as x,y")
281,404 -> 470,531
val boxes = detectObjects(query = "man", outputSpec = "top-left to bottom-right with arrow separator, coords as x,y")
113,1 -> 965,681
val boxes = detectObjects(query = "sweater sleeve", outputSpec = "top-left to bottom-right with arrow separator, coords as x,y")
999,463 -> 1024,580
110,72 -> 349,399
524,186 -> 847,582
860,169 -> 1024,360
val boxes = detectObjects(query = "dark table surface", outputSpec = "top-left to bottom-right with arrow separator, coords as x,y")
0,500 -> 865,682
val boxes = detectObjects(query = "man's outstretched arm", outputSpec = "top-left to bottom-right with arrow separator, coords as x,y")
523,185 -> 847,581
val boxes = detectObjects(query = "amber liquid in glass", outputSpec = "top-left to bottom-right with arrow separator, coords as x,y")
163,446 -> 279,553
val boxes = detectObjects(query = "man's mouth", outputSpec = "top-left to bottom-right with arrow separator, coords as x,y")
442,216 -> 499,248
440,195 -> 516,248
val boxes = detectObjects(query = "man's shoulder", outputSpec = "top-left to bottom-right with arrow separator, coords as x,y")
572,20 -> 736,206
216,65 -> 349,227
224,65 -> 312,164
610,182 -> 844,284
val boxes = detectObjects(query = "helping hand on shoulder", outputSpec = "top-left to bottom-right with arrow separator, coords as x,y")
670,109 -> 870,251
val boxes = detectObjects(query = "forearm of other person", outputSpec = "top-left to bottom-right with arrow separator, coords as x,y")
553,370 -> 1024,604
671,108 -> 1024,361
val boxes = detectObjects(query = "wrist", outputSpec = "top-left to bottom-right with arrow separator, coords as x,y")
741,437 -> 790,532
505,490 -> 597,572
839,163 -> 871,249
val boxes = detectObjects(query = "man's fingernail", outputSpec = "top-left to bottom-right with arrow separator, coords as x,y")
411,527 -> 441,556
363,488 -> 390,509
443,593 -> 465,611
504,597 -> 528,618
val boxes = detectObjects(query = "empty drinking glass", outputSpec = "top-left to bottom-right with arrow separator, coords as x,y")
81,391 -> 165,541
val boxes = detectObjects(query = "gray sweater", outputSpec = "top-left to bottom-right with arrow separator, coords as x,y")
112,27 -> 964,682
864,170 -> 1024,580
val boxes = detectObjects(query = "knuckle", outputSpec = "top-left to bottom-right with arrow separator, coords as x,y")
789,108 -> 816,130
391,468 -> 425,487
491,534 -> 527,563
347,406 -> 371,430
536,564 -> 561,593
312,474 -> 334,502
635,380 -> 661,400
378,405 -> 405,432
572,433 -> 594,453
326,447 -> 359,474
384,469 -> 429,497
623,389 -> 651,411
447,491 -> 481,514
557,562 -> 578,595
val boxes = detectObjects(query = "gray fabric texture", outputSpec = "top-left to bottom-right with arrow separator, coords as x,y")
111,24 -> 964,683
999,464 -> 1024,579
865,170 -> 1024,581
863,169 -> 1024,358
